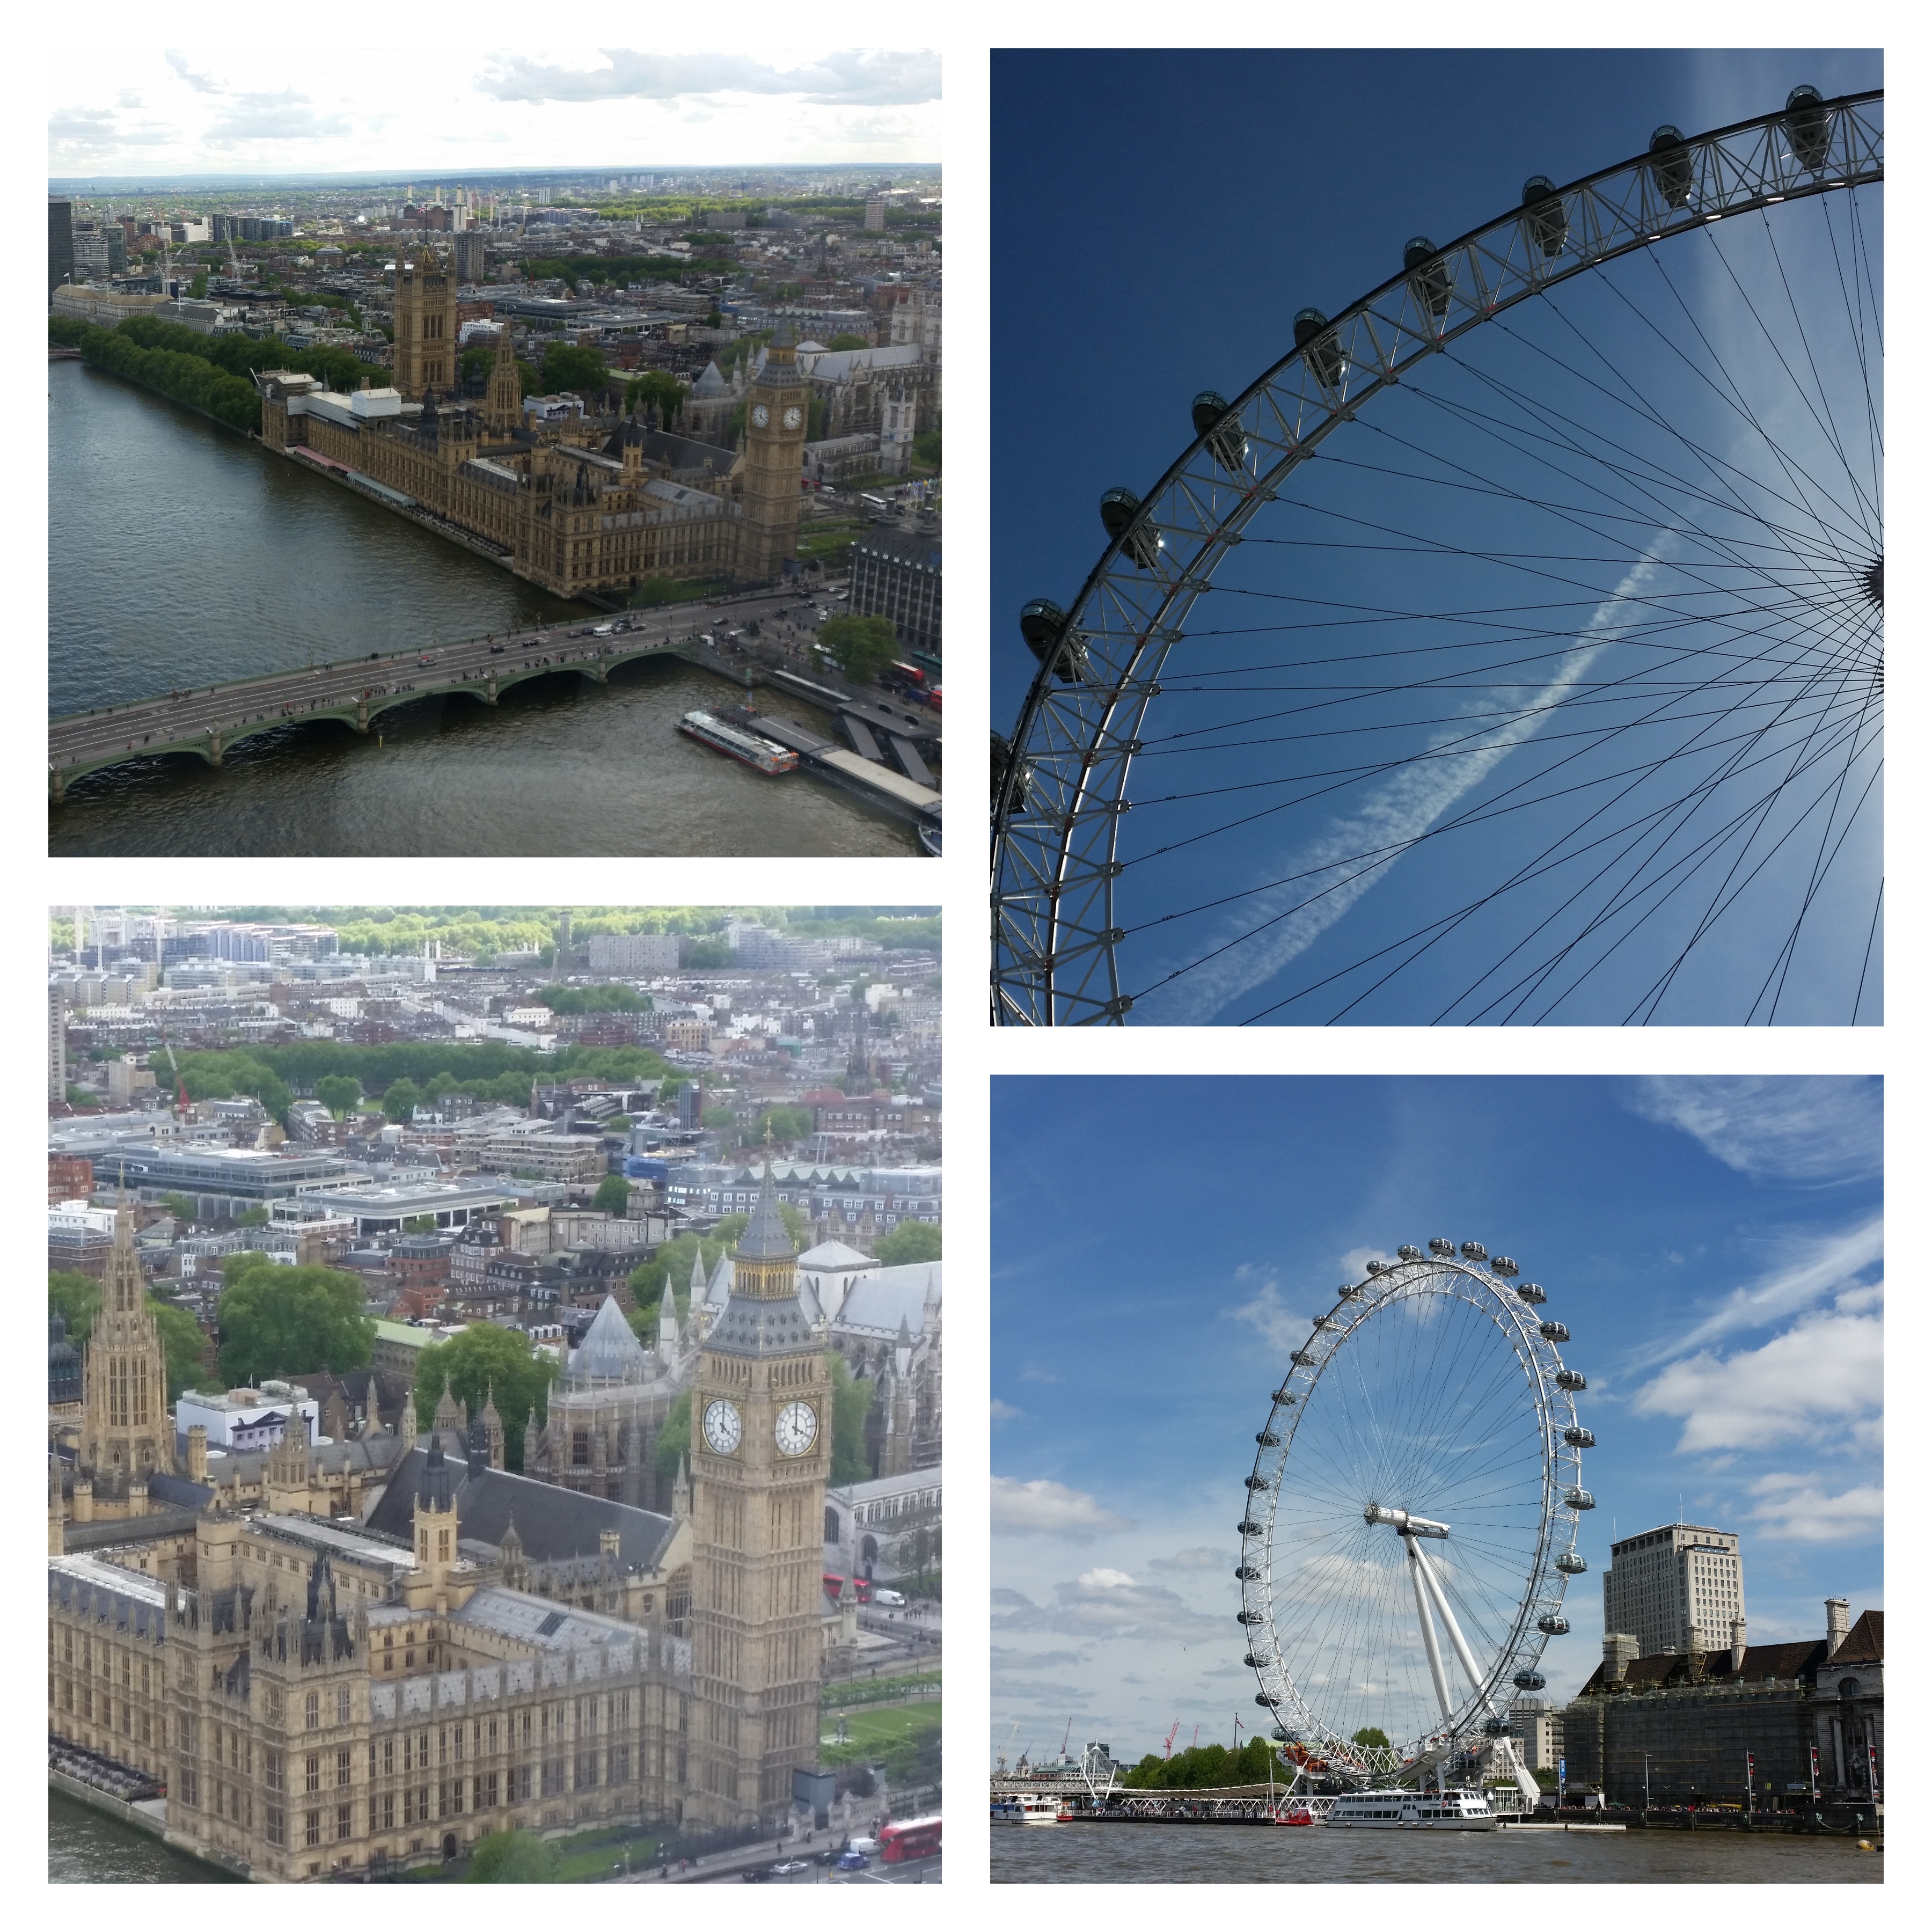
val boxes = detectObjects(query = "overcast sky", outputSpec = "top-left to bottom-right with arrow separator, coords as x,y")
49,43 -> 940,179
992,1075 -> 1882,1767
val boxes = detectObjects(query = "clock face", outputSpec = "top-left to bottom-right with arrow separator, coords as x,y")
774,1400 -> 818,1457
751,404 -> 770,428
782,406 -> 803,430
701,1399 -> 743,1455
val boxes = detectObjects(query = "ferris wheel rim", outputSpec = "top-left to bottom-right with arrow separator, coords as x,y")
1238,1252 -> 1583,1779
992,87 -> 1883,1027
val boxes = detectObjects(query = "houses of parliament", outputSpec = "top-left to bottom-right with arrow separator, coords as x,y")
48,1167 -> 843,1880
253,242 -> 809,601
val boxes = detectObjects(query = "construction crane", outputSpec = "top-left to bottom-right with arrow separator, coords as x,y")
1163,1722 -> 1180,1760
1059,1717 -> 1074,1763
155,1015 -> 190,1116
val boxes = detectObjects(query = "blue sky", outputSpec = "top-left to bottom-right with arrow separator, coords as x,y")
993,50 -> 1883,1024
991,1075 -> 1882,1763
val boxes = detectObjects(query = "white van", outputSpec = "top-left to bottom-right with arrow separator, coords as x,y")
872,1589 -> 906,1608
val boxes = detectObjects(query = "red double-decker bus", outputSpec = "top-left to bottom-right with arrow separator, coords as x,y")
879,1815 -> 940,1863
822,1572 -> 873,1604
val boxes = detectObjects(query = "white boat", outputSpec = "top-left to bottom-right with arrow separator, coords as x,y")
1324,1788 -> 1498,1831
992,1792 -> 1070,1826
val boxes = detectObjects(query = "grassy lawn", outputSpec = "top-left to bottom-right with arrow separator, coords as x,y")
551,1827 -> 665,1883
819,1699 -> 941,1766
821,1670 -> 941,1707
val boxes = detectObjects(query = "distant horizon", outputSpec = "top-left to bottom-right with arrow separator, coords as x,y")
50,162 -> 940,193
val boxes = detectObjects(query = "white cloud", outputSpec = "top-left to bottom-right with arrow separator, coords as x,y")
1226,1278 -> 1304,1355
1631,1305 -> 1882,1453
1149,1547 -> 1230,1572
1742,1474 -> 1884,1543
992,1477 -> 1137,1540
475,48 -> 939,107
1625,1077 -> 1881,1184
1078,1567 -> 1137,1589
1339,1245 -> 1396,1283
991,1398 -> 1026,1424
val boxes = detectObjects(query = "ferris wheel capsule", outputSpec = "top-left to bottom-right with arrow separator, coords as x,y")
1019,599 -> 1086,683
1428,1238 -> 1454,1257
1396,1245 -> 1422,1262
1191,390 -> 1247,471
1539,1614 -> 1570,1636
1402,236 -> 1451,319
1513,1670 -> 1547,1690
1099,487 -> 1163,569
1555,1368 -> 1587,1392
1649,126 -> 1694,207
1459,1241 -> 1488,1262
1564,1488 -> 1596,1511
1516,1283 -> 1548,1305
1491,1255 -> 1519,1277
1521,175 -> 1568,256
1785,85 -> 1832,169
1563,1426 -> 1595,1449
1555,1552 -> 1588,1574
1293,308 -> 1345,385
1539,1320 -> 1570,1343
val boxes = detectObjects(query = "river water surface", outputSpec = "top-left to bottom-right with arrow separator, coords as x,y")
49,1791 -> 242,1883
48,363 -> 916,855
992,1821 -> 1881,1884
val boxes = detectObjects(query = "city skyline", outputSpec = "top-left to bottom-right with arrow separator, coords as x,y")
991,1075 -> 1882,1763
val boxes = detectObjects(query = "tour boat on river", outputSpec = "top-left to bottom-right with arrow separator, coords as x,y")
1324,1789 -> 1498,1830
992,1793 -> 1071,1825
677,709 -> 797,774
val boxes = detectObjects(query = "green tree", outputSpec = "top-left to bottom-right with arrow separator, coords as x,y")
751,1104 -> 814,1145
237,1206 -> 269,1227
50,1270 -> 102,1347
315,1074 -> 363,1118
402,1215 -> 437,1235
700,1106 -> 736,1131
160,1193 -> 198,1224
382,1078 -> 422,1123
467,1829 -> 560,1882
912,422 -> 940,469
825,332 -> 870,351
1352,1726 -> 1391,1750
827,1351 -> 873,1484
653,1388 -> 691,1475
148,1296 -> 210,1403
541,343 -> 609,395
874,1219 -> 941,1266
623,369 -> 687,424
217,1266 -> 375,1385
592,1174 -> 632,1217
410,1323 -> 558,1469
681,938 -> 731,968
817,613 -> 898,685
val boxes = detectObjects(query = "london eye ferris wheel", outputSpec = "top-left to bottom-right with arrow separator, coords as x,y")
994,87 -> 1882,1026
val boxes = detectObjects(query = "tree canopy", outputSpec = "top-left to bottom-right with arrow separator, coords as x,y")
817,613 -> 898,686
467,1829 -> 559,1882
50,1270 -> 102,1347
624,369 -> 687,423
216,1261 -> 374,1386
409,1323 -> 557,1469
533,983 -> 648,1015
827,1351 -> 873,1485
592,1174 -> 632,1217
873,1219 -> 941,1266
1121,1738 -> 1282,1789
540,343 -> 610,396
315,1074 -> 362,1118
148,1295 -> 211,1402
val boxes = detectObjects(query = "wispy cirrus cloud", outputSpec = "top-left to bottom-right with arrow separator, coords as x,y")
1624,1076 -> 1881,1185
1741,1473 -> 1884,1543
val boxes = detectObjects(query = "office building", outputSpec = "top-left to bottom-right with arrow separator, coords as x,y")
1604,1521 -> 1746,1660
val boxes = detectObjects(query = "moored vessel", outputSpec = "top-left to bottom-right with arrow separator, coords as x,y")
677,709 -> 797,774
1324,1788 -> 1498,1830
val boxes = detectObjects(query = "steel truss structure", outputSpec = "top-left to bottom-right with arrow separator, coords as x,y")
993,90 -> 1883,1024
1238,1245 -> 1589,1787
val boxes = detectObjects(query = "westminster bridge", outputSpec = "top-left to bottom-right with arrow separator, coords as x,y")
47,587 -> 931,801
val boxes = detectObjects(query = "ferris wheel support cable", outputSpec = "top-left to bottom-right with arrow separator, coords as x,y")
1851,880 -> 1884,1025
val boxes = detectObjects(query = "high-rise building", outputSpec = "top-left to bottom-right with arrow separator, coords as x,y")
47,981 -> 66,1100
452,228 -> 487,283
1604,1521 -> 1745,1659
49,198 -> 74,292
863,196 -> 887,232
588,932 -> 680,975
686,1161 -> 830,1823
850,524 -> 942,667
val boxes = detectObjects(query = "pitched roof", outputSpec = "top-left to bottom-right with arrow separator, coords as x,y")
835,1263 -> 941,1339
690,360 -> 729,397
363,1449 -> 678,1571
735,1159 -> 795,1261
1833,1609 -> 1884,1663
798,1240 -> 873,1270
569,1293 -> 650,1382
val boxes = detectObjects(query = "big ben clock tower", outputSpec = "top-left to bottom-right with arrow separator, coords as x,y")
735,323 -> 809,584
687,1153 -> 831,1826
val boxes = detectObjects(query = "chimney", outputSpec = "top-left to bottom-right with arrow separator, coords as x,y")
599,1528 -> 621,1561
187,1424 -> 209,1483
1730,1615 -> 1747,1673
1602,1632 -> 1639,1685
1825,1597 -> 1849,1658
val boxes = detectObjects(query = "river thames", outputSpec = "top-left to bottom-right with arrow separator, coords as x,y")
48,363 -> 917,855
49,1791 -> 241,1883
992,1822 -> 1881,1883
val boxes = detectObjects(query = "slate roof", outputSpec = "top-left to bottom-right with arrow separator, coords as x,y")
835,1264 -> 940,1338
1577,1622 -> 1883,1694
363,1448 -> 678,1571
707,1293 -> 816,1359
1833,1609 -> 1884,1663
735,1160 -> 795,1260
569,1293 -> 650,1382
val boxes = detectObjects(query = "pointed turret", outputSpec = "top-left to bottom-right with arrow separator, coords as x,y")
672,1451 -> 691,1520
433,1382 -> 464,1437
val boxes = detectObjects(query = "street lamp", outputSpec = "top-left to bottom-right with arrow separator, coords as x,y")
1643,1752 -> 1650,1813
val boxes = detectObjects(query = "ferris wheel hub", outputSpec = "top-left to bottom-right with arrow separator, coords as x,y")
1864,556 -> 1883,606
1364,1503 -> 1450,1538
